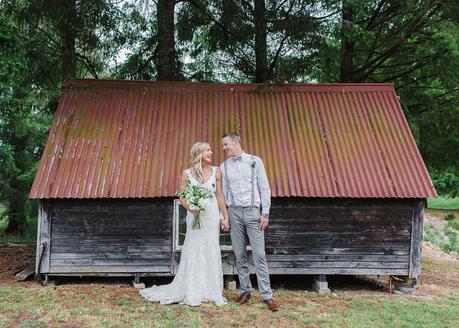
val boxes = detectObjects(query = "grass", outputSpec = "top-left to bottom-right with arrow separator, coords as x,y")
0,216 -> 37,244
0,201 -> 38,244
421,251 -> 459,289
424,212 -> 459,255
442,222 -> 458,254
0,286 -> 457,328
427,196 -> 459,210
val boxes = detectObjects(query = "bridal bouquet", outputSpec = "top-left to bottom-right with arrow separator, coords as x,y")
176,178 -> 213,229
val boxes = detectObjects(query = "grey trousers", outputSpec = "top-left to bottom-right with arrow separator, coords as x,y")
228,206 -> 273,300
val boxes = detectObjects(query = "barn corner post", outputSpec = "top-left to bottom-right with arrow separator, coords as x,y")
408,198 -> 425,286
35,199 -> 52,284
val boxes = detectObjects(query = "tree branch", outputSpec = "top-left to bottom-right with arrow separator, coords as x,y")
268,0 -> 296,74
380,61 -> 431,83
75,52 -> 99,78
354,4 -> 434,81
184,0 -> 255,71
269,33 -> 289,74
365,0 -> 387,30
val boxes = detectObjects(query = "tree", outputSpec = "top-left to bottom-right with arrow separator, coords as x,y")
156,0 -> 182,80
115,0 -> 183,81
17,0 -> 127,81
254,0 -> 268,82
176,0 -> 322,82
0,12 -> 51,234
0,0 -> 132,234
314,0 -> 458,194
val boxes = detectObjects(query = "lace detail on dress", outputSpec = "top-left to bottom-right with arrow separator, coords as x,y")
140,166 -> 226,307
185,167 -> 217,191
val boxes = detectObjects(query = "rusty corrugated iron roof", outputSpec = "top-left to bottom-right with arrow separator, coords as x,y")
29,79 -> 437,199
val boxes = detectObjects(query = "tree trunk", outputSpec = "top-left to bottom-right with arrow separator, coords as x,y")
60,0 -> 77,79
340,0 -> 355,82
156,0 -> 180,81
254,0 -> 269,82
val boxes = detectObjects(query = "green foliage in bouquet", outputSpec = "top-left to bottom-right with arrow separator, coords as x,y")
176,178 -> 213,229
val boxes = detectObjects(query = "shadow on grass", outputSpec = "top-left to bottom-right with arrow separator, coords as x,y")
42,274 -> 387,295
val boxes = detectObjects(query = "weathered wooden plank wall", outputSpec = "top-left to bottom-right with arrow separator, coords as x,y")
46,199 -> 173,274
38,197 -> 423,277
261,198 -> 414,276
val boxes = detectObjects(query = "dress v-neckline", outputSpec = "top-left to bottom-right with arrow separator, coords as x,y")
189,167 -> 214,185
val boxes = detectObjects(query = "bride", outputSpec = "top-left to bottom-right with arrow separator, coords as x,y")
140,142 -> 230,306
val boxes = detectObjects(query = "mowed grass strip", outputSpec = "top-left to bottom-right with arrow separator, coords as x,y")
0,285 -> 458,328
427,197 -> 459,210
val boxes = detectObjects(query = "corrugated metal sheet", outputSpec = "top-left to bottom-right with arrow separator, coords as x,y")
29,79 -> 437,199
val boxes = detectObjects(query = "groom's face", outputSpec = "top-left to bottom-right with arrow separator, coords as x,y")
222,136 -> 239,157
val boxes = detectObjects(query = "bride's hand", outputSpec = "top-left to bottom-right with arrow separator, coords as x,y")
190,209 -> 200,217
220,219 -> 230,232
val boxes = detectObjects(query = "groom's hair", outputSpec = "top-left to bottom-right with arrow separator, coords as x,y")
222,132 -> 241,144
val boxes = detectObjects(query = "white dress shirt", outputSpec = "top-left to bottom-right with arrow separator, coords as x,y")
220,152 -> 271,215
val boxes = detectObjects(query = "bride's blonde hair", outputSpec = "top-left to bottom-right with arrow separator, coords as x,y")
189,142 -> 210,183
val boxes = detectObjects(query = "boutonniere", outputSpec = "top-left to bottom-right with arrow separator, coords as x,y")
250,160 -> 256,168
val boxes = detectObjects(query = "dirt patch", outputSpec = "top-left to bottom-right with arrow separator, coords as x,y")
424,211 -> 447,230
423,242 -> 458,261
0,243 -> 35,285
419,251 -> 459,291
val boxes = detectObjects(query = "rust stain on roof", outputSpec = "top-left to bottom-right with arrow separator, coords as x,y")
29,79 -> 437,199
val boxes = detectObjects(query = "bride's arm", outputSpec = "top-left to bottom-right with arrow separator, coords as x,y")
215,168 -> 230,230
178,170 -> 199,216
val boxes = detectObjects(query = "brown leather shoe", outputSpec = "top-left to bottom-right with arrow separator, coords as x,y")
263,299 -> 279,312
236,292 -> 251,305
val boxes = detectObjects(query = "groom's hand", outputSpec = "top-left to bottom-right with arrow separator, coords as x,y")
220,219 -> 230,232
259,216 -> 269,231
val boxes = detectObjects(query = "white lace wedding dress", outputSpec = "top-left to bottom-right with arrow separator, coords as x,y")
140,166 -> 227,306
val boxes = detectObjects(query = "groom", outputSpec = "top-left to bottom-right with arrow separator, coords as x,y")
220,132 -> 279,312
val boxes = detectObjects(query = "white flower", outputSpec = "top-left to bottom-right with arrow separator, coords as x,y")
176,178 -> 214,229
198,198 -> 211,209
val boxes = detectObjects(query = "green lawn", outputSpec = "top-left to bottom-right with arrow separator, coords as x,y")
427,197 -> 459,210
424,208 -> 458,254
0,286 -> 457,328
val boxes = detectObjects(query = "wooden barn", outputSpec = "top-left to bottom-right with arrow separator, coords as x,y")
29,79 -> 436,289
